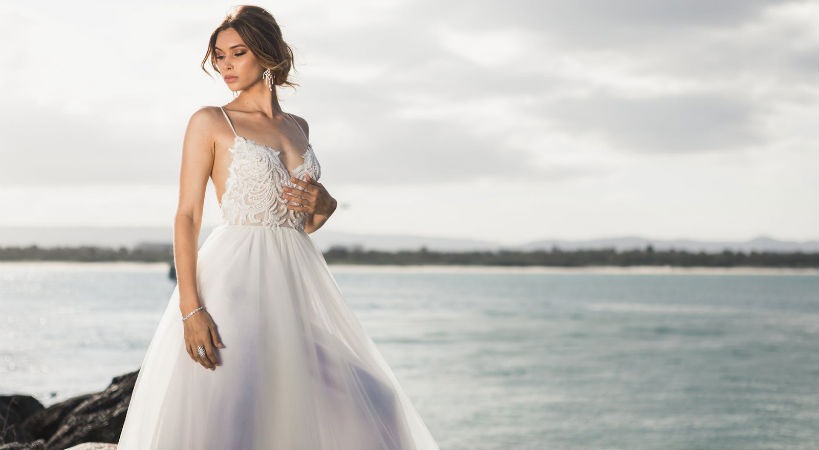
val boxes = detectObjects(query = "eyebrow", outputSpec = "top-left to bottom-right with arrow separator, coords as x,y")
214,44 -> 247,51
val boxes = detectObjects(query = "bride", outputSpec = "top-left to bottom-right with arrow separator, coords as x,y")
116,5 -> 440,449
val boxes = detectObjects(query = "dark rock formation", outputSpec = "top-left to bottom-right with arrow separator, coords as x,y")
0,370 -> 138,450
0,441 -> 46,450
0,395 -> 44,444
21,394 -> 93,445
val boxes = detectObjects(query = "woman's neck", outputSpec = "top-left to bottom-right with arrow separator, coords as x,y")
230,82 -> 283,118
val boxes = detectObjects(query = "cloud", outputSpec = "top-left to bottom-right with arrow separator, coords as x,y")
0,105 -> 180,185
405,0 -> 800,45
0,0 -> 816,239
540,91 -> 766,153
0,0 -> 816,186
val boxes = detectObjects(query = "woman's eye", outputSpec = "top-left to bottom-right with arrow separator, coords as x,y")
215,52 -> 245,60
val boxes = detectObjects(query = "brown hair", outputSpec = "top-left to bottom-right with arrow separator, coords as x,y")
200,5 -> 299,89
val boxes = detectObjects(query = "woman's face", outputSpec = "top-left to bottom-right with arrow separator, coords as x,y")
214,27 -> 262,91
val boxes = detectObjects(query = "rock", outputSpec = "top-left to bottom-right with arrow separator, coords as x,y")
21,395 -> 93,444
41,371 -> 137,450
0,439 -> 45,450
63,444 -> 117,450
0,395 -> 45,444
0,371 -> 138,450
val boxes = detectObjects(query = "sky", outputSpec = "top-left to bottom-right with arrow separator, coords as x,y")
0,0 -> 816,245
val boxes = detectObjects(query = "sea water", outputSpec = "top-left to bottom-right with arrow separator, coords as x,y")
0,262 -> 816,450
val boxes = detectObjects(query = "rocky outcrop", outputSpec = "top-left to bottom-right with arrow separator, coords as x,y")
0,395 -> 44,445
0,370 -> 138,450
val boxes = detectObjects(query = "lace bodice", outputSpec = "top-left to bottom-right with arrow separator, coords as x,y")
217,107 -> 321,231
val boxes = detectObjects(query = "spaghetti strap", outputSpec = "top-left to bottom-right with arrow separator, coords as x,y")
287,113 -> 308,141
219,106 -> 238,137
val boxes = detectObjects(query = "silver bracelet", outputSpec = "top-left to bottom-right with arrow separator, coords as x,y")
182,305 -> 205,321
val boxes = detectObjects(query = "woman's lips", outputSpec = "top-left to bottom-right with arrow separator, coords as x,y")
224,76 -> 238,82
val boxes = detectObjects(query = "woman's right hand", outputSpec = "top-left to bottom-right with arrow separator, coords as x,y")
182,308 -> 225,370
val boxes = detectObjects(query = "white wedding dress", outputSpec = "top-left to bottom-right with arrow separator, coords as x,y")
116,107 -> 439,450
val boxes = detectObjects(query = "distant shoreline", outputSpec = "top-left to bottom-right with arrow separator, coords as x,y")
326,264 -> 819,275
0,260 -> 815,275
3,244 -> 817,271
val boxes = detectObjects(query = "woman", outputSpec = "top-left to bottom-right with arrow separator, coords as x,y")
116,5 -> 439,449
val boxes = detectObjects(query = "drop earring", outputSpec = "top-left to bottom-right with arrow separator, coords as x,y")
262,68 -> 274,91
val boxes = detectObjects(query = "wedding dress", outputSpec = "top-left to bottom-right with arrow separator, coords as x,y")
116,107 -> 439,450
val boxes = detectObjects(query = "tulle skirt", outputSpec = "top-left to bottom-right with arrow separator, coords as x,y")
116,224 -> 439,450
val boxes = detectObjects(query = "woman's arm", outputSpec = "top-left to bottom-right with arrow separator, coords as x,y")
174,107 -> 215,317
174,107 -> 224,371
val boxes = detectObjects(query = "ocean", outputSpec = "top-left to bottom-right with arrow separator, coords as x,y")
0,262 -> 816,450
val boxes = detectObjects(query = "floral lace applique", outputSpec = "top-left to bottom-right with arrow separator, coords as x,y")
220,136 -> 321,230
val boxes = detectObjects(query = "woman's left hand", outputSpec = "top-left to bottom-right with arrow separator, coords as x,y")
283,174 -> 336,216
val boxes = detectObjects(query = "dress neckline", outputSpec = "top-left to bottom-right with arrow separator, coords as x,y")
231,135 -> 313,179
218,106 -> 312,178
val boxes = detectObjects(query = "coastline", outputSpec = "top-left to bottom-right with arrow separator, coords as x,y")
0,260 -> 816,275
326,264 -> 819,275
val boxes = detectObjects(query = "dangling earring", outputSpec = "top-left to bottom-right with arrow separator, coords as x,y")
262,68 -> 274,91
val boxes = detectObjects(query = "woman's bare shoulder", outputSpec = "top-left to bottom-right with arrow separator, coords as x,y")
189,105 -> 224,122
287,112 -> 310,137
179,106 -> 226,153
184,106 -> 225,135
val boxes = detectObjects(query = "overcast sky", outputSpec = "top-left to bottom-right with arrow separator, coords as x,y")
0,0 -> 816,245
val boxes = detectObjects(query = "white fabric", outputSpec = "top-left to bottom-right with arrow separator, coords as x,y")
116,109 -> 439,450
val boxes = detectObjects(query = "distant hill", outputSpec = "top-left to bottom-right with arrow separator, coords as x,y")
0,226 -> 816,254
518,235 -> 819,254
